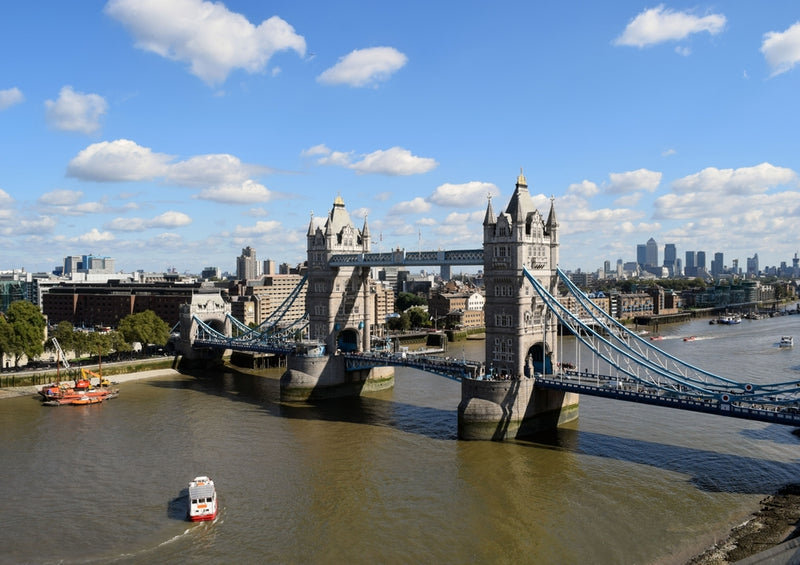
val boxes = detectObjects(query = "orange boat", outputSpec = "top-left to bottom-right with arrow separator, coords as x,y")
683,336 -> 696,342
40,368 -> 118,406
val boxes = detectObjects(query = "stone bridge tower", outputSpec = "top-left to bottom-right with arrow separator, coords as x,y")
281,195 -> 393,402
459,170 -> 579,440
305,194 -> 373,354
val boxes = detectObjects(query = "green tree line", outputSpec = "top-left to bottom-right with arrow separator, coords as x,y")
0,303 -> 171,369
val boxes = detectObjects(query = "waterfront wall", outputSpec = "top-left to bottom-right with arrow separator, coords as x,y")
458,377 -> 579,440
280,354 -> 394,402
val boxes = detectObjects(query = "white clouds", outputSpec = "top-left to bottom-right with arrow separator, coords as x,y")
67,139 -> 275,204
228,220 -> 283,238
305,144 -> 437,176
428,181 -> 499,207
607,169 -> 662,194
614,5 -> 726,48
195,180 -> 274,204
45,86 -> 107,134
0,188 -> 14,206
166,154 -> 268,187
76,228 -> 115,244
104,211 -> 191,231
388,197 -> 431,215
38,189 -> 83,206
105,0 -> 306,85
761,22 -> 800,77
671,162 -> 796,195
352,147 -> 437,176
67,139 -> 172,182
317,47 -> 407,87
567,180 -> 599,198
0,87 -> 24,110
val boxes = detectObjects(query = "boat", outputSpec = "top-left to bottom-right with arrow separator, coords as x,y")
71,396 -> 104,406
39,368 -> 119,406
717,314 -> 742,325
188,476 -> 217,522
779,336 -> 793,348
650,336 -> 664,341
683,336 -> 696,342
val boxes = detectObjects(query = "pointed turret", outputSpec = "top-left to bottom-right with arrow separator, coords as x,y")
361,214 -> 371,252
504,168 -> 535,224
307,211 -> 316,237
483,194 -> 496,226
545,195 -> 558,231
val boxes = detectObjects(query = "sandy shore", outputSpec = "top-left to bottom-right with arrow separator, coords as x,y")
0,368 -> 182,400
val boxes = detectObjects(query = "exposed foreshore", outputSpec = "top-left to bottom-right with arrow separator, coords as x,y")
688,484 -> 800,564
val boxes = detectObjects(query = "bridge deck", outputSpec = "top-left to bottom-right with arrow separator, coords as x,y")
535,371 -> 800,426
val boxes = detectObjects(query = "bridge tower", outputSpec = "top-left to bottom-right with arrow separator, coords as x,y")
305,194 -> 373,354
458,170 -> 579,439
281,195 -> 394,400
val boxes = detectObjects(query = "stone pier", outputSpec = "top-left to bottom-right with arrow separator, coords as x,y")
458,377 -> 579,440
280,355 -> 394,402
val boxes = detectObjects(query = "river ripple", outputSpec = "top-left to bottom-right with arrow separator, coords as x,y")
1,312 -> 799,564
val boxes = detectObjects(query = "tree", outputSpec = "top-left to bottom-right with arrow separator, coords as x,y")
406,307 -> 432,329
49,321 -> 75,355
4,300 -> 46,367
387,312 -> 410,332
0,315 -> 11,368
117,310 -> 170,349
395,292 -> 426,312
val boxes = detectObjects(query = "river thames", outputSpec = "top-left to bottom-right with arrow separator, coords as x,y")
1,311 -> 799,564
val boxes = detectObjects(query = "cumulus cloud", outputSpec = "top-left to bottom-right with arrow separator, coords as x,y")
761,22 -> 800,77
388,197 -> 431,215
607,169 -> 662,194
38,189 -> 84,206
166,154 -> 269,187
105,0 -> 306,85
428,181 -> 499,207
76,228 -> 115,243
317,47 -> 407,87
0,87 -> 24,110
8,216 -> 58,236
45,86 -> 107,134
228,220 -> 283,238
67,139 -> 173,182
195,180 -> 274,203
305,144 -> 437,176
567,180 -> 599,198
0,188 -> 14,206
351,147 -> 437,175
104,210 -> 191,231
614,5 -> 726,48
67,139 -> 276,205
671,163 -> 797,195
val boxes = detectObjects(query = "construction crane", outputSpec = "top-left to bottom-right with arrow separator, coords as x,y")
50,337 -> 70,369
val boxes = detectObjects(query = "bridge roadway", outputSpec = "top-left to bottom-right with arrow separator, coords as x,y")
536,370 -> 800,426
346,351 -> 800,426
328,248 -> 483,267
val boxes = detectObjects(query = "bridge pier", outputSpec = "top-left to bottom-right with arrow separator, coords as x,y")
280,354 -> 394,402
458,377 -> 579,440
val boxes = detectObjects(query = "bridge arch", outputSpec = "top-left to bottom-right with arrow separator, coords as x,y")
525,342 -> 552,376
337,327 -> 360,353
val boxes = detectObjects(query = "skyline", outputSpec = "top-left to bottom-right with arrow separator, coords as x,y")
1,1 -> 799,275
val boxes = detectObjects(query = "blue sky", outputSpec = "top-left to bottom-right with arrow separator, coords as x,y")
1,1 -> 799,275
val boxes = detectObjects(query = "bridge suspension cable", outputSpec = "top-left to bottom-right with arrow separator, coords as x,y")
523,267 -> 800,408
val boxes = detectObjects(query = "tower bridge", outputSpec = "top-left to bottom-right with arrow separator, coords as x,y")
179,173 -> 800,440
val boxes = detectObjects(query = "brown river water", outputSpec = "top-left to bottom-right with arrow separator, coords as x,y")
1,312 -> 799,564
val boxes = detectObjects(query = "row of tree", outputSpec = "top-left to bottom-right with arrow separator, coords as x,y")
0,302 -> 171,368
